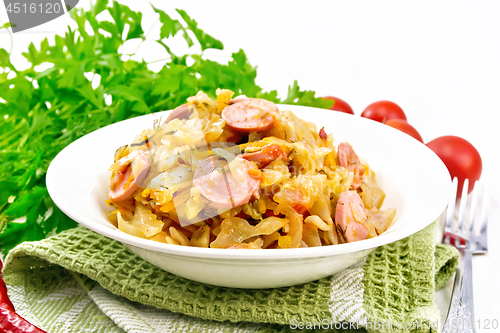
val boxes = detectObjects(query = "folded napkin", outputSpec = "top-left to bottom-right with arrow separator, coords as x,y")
2,221 -> 458,333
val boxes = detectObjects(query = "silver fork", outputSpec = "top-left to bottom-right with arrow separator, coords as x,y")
442,177 -> 490,333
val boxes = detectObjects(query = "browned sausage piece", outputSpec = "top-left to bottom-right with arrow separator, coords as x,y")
338,142 -> 364,189
221,98 -> 278,133
109,151 -> 150,202
165,104 -> 193,123
335,191 -> 368,243
241,144 -> 286,168
193,156 -> 260,209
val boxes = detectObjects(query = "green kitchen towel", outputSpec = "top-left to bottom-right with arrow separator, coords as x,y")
2,221 -> 458,333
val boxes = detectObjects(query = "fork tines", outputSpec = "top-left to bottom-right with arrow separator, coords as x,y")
444,177 -> 489,253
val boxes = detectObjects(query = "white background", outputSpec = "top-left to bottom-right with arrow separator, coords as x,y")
1,0 -> 499,328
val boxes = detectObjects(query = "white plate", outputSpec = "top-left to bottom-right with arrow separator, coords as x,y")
46,104 -> 451,288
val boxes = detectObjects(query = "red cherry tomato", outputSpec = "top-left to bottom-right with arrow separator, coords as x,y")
361,101 -> 407,123
323,96 -> 354,114
385,119 -> 423,143
426,136 -> 482,195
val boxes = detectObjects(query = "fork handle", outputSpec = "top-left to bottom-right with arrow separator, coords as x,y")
444,249 -> 476,333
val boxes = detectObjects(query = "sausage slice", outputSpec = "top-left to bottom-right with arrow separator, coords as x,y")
165,104 -> 193,123
335,191 -> 369,243
241,144 -> 286,168
193,156 -> 260,209
109,151 -> 150,202
338,142 -> 364,189
221,98 -> 278,132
